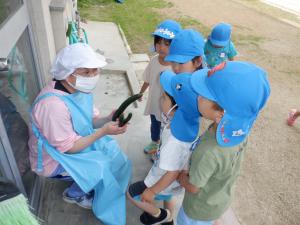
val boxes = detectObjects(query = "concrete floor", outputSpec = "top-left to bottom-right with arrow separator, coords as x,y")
39,21 -> 240,225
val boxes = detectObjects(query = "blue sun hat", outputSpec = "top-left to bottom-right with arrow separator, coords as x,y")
165,29 -> 205,64
152,19 -> 182,40
209,22 -> 232,47
190,61 -> 271,147
160,70 -> 201,142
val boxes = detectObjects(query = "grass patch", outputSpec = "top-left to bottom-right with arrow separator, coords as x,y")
78,0 -> 208,53
233,34 -> 265,48
177,15 -> 210,37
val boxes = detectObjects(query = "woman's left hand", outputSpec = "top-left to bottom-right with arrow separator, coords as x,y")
102,121 -> 127,135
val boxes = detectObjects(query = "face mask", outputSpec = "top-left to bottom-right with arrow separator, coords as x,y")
161,104 -> 177,125
68,74 -> 99,93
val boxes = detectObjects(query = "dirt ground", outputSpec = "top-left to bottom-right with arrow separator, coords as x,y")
158,0 -> 300,224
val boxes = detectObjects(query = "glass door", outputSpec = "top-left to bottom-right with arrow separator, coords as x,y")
0,0 -> 43,212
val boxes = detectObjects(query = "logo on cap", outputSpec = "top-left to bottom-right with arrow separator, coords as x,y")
232,129 -> 246,137
154,28 -> 175,39
176,83 -> 182,90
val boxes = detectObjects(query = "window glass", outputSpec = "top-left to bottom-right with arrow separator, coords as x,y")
0,27 -> 39,195
0,0 -> 23,27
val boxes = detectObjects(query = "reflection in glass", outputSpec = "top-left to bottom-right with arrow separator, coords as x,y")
0,27 -> 39,196
0,0 -> 23,27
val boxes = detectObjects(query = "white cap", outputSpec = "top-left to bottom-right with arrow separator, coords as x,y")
50,43 -> 107,80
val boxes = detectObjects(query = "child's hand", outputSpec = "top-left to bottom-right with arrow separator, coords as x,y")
178,171 -> 189,187
137,94 -> 143,102
140,188 -> 155,203
102,121 -> 127,135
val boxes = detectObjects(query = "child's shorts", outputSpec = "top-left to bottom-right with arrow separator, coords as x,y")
128,181 -> 172,201
177,207 -> 214,225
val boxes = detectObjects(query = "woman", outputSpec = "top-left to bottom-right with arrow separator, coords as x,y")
28,43 -> 131,225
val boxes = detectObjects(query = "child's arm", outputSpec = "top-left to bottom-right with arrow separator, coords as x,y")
178,170 -> 199,194
138,82 -> 149,101
228,41 -> 238,61
141,170 -> 179,203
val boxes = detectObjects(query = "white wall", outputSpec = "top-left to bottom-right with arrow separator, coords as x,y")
26,0 -> 76,83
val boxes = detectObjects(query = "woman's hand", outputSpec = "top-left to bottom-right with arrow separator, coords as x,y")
140,188 -> 155,204
102,121 -> 127,135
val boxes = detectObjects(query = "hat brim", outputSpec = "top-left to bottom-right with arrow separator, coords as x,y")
209,37 -> 229,47
165,54 -> 195,64
160,70 -> 175,96
216,113 -> 255,147
190,69 -> 216,101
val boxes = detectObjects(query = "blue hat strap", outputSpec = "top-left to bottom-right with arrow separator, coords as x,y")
190,123 -> 214,152
190,135 -> 201,152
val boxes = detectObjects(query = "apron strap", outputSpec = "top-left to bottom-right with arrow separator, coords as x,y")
31,123 -> 44,172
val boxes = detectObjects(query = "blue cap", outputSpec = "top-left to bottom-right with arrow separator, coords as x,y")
165,29 -> 205,64
152,20 -> 182,40
191,61 -> 271,147
209,23 -> 232,47
160,70 -> 201,142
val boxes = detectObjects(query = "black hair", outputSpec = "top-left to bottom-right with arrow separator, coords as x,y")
154,35 -> 172,47
192,56 -> 204,70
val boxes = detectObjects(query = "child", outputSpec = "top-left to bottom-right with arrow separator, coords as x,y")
287,109 -> 300,126
139,19 -> 182,154
204,22 -> 237,68
127,29 -> 205,225
177,61 -> 270,225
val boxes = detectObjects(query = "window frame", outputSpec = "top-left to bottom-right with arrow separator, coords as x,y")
0,0 -> 43,213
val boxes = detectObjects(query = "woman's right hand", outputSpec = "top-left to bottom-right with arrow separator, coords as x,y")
102,121 -> 128,135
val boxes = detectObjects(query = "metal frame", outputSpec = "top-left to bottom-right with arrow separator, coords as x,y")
0,0 -> 44,212
0,115 -> 26,195
0,4 -> 29,59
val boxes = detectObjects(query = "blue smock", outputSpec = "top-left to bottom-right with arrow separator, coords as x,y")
30,91 -> 131,225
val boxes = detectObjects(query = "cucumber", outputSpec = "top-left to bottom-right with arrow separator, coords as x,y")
112,93 -> 142,122
118,114 -> 124,125
119,112 -> 132,127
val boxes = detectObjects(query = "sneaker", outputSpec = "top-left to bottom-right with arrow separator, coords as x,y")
287,109 -> 297,126
62,189 -> 93,209
143,142 -> 159,154
140,208 -> 170,225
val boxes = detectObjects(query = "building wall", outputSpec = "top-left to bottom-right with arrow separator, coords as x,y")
27,0 -> 76,83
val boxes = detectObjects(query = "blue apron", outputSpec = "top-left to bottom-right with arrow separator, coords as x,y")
30,91 -> 131,225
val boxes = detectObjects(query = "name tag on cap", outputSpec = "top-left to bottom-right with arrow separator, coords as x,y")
232,129 -> 246,137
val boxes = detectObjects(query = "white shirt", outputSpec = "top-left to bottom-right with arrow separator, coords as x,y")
144,128 -> 193,195
143,55 -> 171,121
